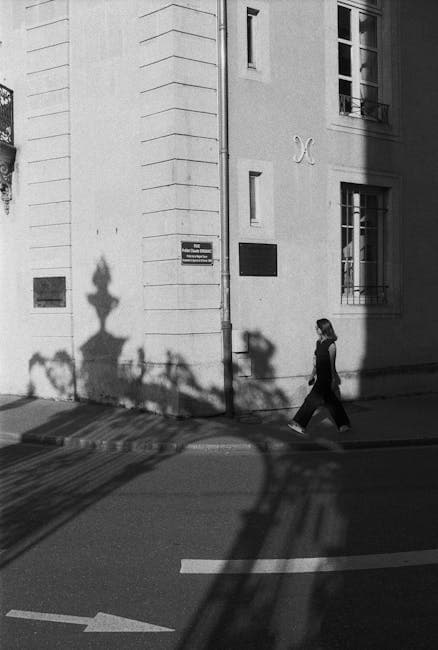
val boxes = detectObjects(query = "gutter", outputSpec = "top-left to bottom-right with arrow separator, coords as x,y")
217,0 -> 234,416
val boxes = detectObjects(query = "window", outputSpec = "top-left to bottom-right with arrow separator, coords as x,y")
341,184 -> 387,304
33,276 -> 66,308
337,3 -> 388,123
238,158 -> 273,238
249,171 -> 262,226
239,1 -> 270,83
246,7 -> 259,68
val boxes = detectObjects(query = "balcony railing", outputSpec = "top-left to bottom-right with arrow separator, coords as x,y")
341,285 -> 388,305
0,84 -> 14,146
339,94 -> 389,124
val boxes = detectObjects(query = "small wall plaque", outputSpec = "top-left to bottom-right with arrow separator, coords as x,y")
181,241 -> 213,265
239,243 -> 277,276
33,276 -> 66,308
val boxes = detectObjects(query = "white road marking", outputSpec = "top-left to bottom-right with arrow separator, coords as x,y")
181,549 -> 438,574
6,610 -> 174,633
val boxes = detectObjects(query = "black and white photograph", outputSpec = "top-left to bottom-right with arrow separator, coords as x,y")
1,0 -> 438,647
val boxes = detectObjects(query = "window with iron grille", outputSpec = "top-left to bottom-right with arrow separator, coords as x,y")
337,2 -> 389,123
341,184 -> 388,305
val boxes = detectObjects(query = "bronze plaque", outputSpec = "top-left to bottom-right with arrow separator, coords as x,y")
33,276 -> 66,308
239,243 -> 277,276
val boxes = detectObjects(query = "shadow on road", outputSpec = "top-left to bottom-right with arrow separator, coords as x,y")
1,258 -> 352,648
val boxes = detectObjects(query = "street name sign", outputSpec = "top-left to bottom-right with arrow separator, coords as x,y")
181,241 -> 213,265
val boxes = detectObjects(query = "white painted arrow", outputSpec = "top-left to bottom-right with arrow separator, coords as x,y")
181,549 -> 438,574
6,610 -> 174,633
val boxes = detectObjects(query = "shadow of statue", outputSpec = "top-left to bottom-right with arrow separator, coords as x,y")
233,330 -> 290,414
79,257 -> 127,405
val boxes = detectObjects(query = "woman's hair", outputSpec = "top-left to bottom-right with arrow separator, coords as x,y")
316,318 -> 337,341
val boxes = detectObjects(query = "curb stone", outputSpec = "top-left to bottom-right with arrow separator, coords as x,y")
2,430 -> 438,453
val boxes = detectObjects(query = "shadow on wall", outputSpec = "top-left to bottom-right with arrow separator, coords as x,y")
28,257 -> 290,417
233,330 -> 290,414
12,269 -> 356,647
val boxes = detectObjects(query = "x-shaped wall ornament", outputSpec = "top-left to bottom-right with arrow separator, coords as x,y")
293,135 -> 315,165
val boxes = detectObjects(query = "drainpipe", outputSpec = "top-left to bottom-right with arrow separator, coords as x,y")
218,0 -> 234,416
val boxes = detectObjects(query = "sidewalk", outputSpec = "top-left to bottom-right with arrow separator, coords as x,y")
0,392 -> 437,453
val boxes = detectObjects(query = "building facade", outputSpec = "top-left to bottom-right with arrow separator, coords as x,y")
1,0 -> 437,416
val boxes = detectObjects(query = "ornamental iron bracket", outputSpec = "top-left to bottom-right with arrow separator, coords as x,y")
0,84 -> 15,214
0,142 -> 16,214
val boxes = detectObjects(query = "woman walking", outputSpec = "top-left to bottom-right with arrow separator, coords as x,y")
289,318 -> 351,436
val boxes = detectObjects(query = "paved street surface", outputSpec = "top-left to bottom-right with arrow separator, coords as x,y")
2,435 -> 438,649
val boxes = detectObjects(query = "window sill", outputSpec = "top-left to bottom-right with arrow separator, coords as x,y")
31,308 -> 71,315
329,114 -> 400,141
332,303 -> 401,318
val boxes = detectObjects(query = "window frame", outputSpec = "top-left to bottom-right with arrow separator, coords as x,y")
249,170 -> 262,227
237,0 -> 271,83
325,0 -> 400,139
246,7 -> 260,69
237,158 -> 274,240
340,183 -> 387,305
338,1 -> 384,122
328,166 -> 401,317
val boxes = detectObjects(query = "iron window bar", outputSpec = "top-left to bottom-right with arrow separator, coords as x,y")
339,94 -> 389,124
341,284 -> 388,305
0,84 -> 14,146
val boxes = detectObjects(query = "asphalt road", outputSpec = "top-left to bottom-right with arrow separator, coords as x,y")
2,440 -> 438,649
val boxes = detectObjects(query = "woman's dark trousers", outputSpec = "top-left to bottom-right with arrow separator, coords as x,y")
294,382 -> 350,429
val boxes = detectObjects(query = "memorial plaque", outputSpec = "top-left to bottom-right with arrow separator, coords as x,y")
181,241 -> 213,265
33,276 -> 66,307
239,243 -> 277,277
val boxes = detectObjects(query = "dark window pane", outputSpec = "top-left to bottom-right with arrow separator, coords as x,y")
360,13 -> 377,48
360,213 -> 377,228
360,233 -> 377,261
338,5 -> 351,40
360,48 -> 378,82
338,43 -> 351,76
339,79 -> 351,96
341,186 -> 347,205
249,171 -> 261,224
339,80 -> 352,113
341,205 -> 348,225
366,194 -> 378,210
360,261 -> 377,286
247,15 -> 254,65
342,260 -> 354,289
342,226 -> 354,256
360,84 -> 379,118
247,7 -> 259,67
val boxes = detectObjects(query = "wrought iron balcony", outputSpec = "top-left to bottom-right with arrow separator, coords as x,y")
0,83 -> 16,213
0,84 -> 13,145
341,285 -> 388,305
339,94 -> 389,124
